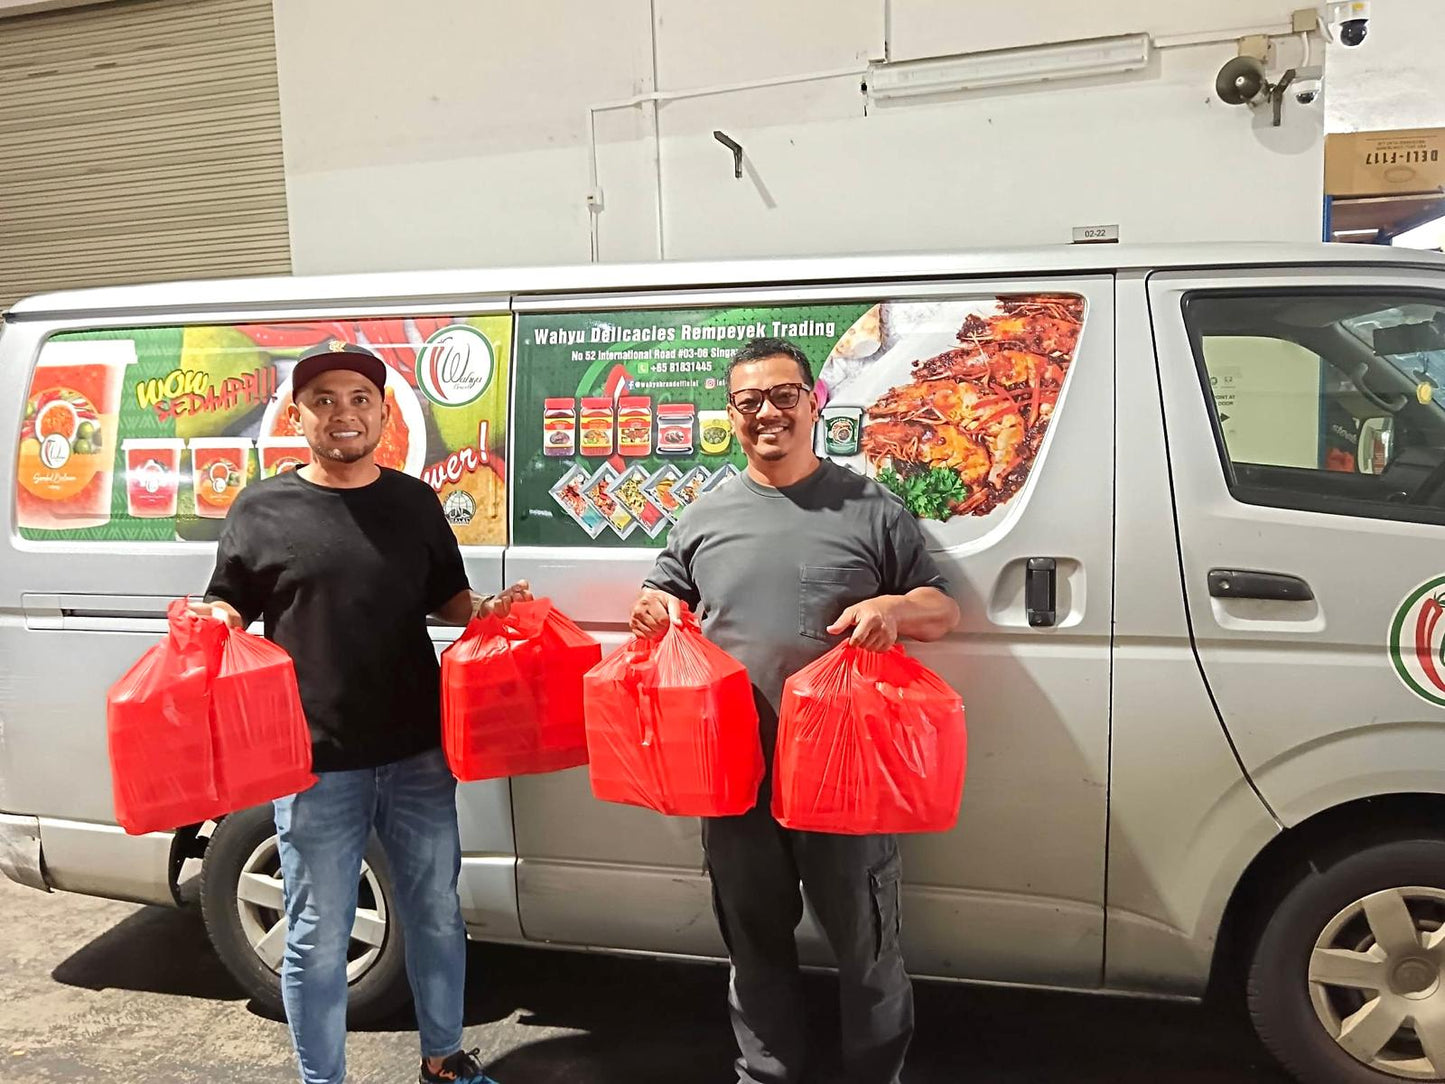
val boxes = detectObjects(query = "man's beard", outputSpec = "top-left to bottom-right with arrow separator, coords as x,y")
319,438 -> 380,464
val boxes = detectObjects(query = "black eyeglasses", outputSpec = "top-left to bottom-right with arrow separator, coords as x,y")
728,382 -> 810,414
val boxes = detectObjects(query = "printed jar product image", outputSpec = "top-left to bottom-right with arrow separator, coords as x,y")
580,398 -> 615,457
821,405 -> 863,456
189,437 -> 253,519
656,402 -> 696,456
16,339 -> 135,531
257,437 -> 313,478
122,438 -> 184,519
543,397 -> 577,457
617,396 -> 653,457
698,409 -> 732,455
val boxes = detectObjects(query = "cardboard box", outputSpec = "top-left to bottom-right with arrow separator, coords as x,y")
1326,128 -> 1445,197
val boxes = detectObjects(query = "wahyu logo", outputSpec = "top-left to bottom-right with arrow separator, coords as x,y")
1390,575 -> 1445,707
417,326 -> 494,408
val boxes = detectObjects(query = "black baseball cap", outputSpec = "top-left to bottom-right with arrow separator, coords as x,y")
291,339 -> 387,396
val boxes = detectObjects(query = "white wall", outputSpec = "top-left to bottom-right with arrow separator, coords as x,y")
1325,0 -> 1445,133
274,0 -> 1326,274
272,0 -> 656,272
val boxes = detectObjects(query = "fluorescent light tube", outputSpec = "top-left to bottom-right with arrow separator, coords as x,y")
868,33 -> 1152,100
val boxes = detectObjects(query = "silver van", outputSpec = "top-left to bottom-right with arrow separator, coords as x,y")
5,244 -> 1445,1084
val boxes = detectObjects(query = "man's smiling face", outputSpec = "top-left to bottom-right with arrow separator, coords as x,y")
727,353 -> 818,466
290,373 -> 389,464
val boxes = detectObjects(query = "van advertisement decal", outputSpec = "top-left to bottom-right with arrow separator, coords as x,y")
15,317 -> 511,545
1390,576 -> 1445,708
511,295 -> 1085,548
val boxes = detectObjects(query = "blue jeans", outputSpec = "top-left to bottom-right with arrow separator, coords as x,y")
273,747 -> 467,1084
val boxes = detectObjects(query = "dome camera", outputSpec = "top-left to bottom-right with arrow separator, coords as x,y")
1293,66 -> 1324,105
1339,17 -> 1368,46
1331,1 -> 1370,47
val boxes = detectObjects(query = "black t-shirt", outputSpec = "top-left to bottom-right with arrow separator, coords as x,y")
204,468 -> 469,772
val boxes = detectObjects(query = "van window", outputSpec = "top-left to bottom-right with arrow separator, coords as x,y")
13,316 -> 511,544
1183,292 -> 1445,525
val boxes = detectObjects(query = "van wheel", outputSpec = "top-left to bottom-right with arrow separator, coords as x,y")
198,804 -> 412,1026
1248,838 -> 1445,1083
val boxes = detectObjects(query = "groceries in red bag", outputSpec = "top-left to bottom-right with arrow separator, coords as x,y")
773,643 -> 966,835
107,599 -> 227,835
210,627 -> 315,809
107,599 -> 315,836
441,598 -> 602,781
583,610 -> 764,816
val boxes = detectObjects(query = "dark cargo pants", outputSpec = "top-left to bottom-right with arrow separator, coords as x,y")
702,800 -> 914,1084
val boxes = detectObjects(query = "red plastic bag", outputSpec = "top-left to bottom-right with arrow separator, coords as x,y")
210,627 -> 315,809
107,599 -> 227,835
583,611 -> 763,816
441,598 -> 602,781
772,644 -> 966,834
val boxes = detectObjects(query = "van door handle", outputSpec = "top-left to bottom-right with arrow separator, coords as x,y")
1026,557 -> 1056,627
1207,569 -> 1314,602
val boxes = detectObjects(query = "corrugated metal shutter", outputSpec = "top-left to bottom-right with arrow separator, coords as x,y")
0,0 -> 290,310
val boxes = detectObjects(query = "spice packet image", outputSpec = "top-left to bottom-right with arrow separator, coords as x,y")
607,464 -> 669,538
701,463 -> 741,494
671,465 -> 711,510
584,464 -> 637,539
550,464 -> 608,539
641,463 -> 686,524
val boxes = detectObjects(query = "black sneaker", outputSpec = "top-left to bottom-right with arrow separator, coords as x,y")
419,1048 -> 498,1084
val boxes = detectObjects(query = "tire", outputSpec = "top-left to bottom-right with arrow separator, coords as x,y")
1248,837 -> 1445,1084
199,804 -> 412,1026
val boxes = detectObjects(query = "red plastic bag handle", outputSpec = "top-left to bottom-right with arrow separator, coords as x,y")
499,598 -> 550,641
168,596 -> 228,666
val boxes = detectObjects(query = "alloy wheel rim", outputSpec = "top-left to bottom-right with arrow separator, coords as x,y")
1308,885 -> 1445,1079
235,834 -> 389,984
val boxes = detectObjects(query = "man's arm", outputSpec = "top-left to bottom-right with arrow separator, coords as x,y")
632,516 -> 700,638
828,587 -> 959,651
433,581 -> 533,626
194,506 -> 260,629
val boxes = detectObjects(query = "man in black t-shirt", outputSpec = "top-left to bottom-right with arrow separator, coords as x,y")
200,340 -> 521,1084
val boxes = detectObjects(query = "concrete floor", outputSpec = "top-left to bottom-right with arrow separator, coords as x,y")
0,874 -> 1292,1083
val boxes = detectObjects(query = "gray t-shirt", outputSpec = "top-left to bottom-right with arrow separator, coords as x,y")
644,459 -> 951,727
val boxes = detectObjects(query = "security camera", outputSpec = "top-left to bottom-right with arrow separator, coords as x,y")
1293,66 -> 1323,105
1330,1 -> 1370,47
1340,17 -> 1368,45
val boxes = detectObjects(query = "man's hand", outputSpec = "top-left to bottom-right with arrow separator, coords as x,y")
828,597 -> 900,652
476,580 -> 532,621
187,598 -> 244,629
630,588 -> 683,639
436,581 -> 531,626
828,587 -> 958,650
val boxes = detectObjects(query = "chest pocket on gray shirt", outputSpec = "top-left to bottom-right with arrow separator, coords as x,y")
799,564 -> 881,642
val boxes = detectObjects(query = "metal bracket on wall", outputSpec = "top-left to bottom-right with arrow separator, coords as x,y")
1269,67 -> 1297,127
713,130 -> 744,179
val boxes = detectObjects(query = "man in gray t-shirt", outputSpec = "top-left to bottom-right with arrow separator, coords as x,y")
633,337 -> 958,1084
